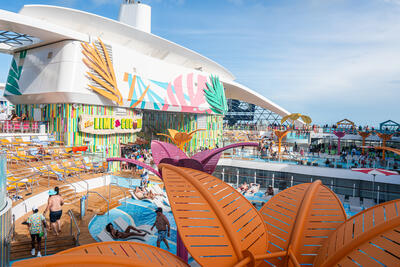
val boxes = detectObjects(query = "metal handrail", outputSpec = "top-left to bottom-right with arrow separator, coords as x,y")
88,190 -> 110,219
109,182 -> 127,206
68,209 -> 80,246
69,168 -> 89,197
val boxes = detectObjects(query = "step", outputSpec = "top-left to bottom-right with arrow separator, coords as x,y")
97,201 -> 121,215
11,236 -> 76,260
62,191 -> 76,199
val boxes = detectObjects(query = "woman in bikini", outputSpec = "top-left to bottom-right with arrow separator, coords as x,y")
105,223 -> 146,239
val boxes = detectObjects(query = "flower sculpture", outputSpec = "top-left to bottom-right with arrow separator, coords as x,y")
107,140 -> 259,178
157,129 -> 205,151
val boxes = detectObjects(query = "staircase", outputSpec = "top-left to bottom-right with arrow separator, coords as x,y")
58,185 -> 83,205
11,235 -> 76,260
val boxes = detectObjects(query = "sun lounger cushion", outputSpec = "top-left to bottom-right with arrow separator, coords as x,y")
349,197 -> 363,213
97,227 -> 146,242
363,198 -> 375,210
97,229 -> 114,242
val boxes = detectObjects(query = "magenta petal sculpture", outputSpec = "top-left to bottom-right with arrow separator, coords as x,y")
151,140 -> 188,166
107,141 -> 259,178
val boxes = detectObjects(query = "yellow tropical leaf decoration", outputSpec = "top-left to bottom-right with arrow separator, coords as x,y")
81,38 -> 123,105
281,113 -> 312,125
157,129 -> 205,151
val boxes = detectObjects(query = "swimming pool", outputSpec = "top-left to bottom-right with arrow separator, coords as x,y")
88,198 -> 179,253
89,175 -> 360,260
246,192 -> 359,218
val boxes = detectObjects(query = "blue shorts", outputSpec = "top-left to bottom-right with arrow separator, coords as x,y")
157,230 -> 167,242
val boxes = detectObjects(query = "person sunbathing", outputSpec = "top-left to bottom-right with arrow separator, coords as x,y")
239,182 -> 249,194
248,183 -> 260,194
105,223 -> 146,239
134,186 -> 155,200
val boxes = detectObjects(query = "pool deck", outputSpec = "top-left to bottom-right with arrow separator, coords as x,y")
9,169 -> 158,260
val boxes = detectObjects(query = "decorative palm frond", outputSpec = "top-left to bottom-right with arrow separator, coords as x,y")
81,38 -> 123,105
159,164 -> 268,267
314,198 -> 400,267
259,180 -> 346,266
203,75 -> 228,114
5,58 -> 22,95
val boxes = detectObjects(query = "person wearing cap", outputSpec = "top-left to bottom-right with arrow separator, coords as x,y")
151,207 -> 170,250
27,205 -> 46,257
43,187 -> 64,235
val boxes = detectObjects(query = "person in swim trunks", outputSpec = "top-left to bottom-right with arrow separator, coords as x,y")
105,223 -> 146,239
151,207 -> 170,249
44,187 -> 64,235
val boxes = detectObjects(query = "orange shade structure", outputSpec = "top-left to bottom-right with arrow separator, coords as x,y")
159,163 -> 268,267
375,132 -> 394,160
314,198 -> 400,267
259,180 -> 346,266
357,131 -> 371,155
13,241 -> 189,267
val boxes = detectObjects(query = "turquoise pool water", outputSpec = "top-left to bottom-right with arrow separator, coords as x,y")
88,175 -> 361,262
88,198 -> 178,253
246,192 -> 359,218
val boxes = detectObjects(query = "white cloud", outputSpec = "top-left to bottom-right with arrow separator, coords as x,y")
384,0 -> 400,4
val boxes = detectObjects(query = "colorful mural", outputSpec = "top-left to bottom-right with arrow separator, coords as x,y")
82,39 -> 227,115
123,72 -> 213,114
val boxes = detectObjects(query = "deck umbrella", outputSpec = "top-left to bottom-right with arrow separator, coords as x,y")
351,168 -> 398,193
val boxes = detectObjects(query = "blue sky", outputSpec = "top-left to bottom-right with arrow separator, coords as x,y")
1,0 -> 399,126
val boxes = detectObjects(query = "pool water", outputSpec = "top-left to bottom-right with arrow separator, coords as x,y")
89,175 -> 361,261
246,192 -> 359,218
88,198 -> 178,254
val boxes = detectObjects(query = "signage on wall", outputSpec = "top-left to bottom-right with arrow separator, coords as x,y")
78,114 -> 142,135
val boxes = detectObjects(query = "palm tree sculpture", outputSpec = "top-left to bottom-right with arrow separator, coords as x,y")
375,132 -> 394,160
357,131 -> 372,155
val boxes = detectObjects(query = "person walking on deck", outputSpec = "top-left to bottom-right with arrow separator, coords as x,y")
44,187 -> 64,235
151,207 -> 170,249
27,205 -> 46,257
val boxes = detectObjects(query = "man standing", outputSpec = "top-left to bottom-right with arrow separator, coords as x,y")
44,188 -> 64,235
27,205 -> 46,257
151,207 -> 170,250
